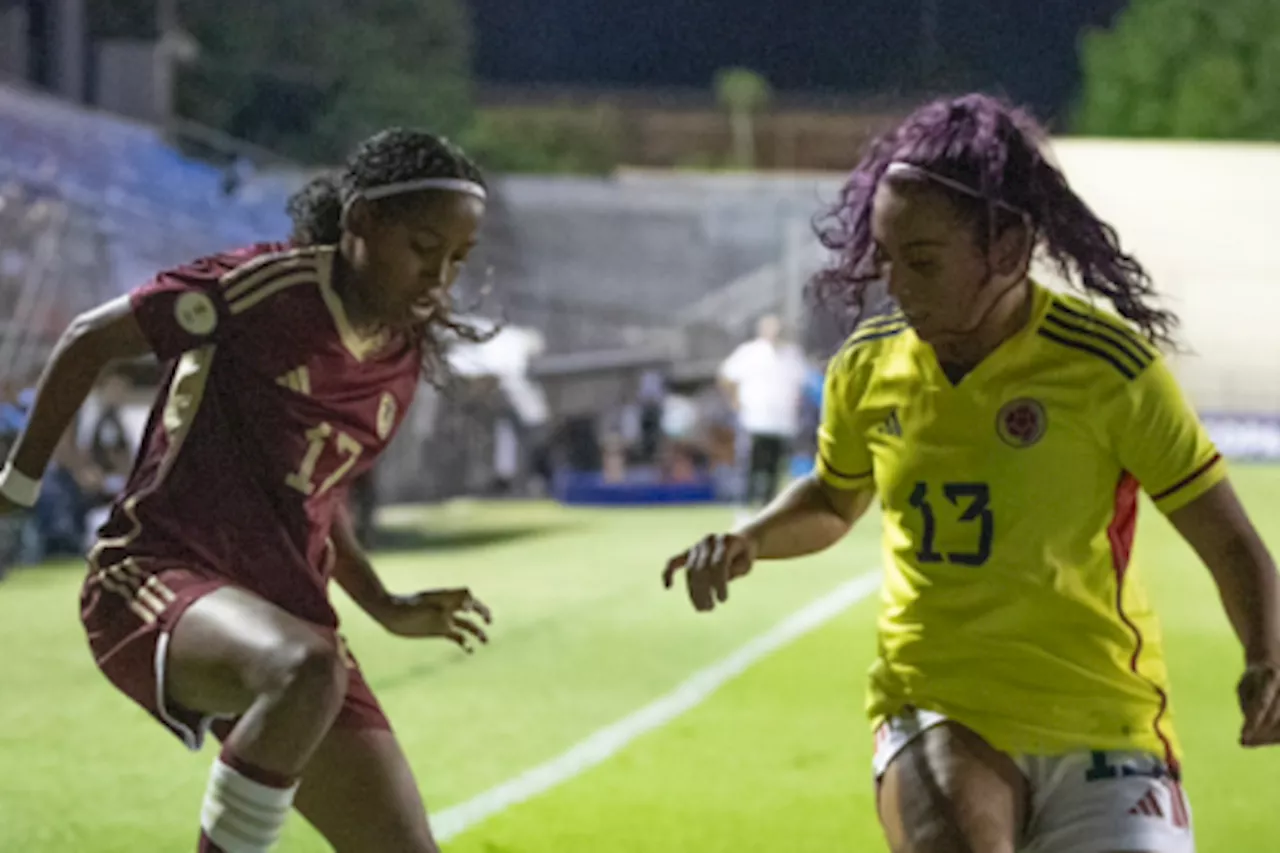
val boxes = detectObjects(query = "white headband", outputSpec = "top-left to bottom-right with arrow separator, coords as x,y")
359,178 -> 487,202
340,178 -> 487,222
885,161 -> 1027,216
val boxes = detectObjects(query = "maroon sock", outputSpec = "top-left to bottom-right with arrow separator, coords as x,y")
217,745 -> 298,790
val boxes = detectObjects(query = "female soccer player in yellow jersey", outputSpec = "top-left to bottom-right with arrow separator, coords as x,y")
662,94 -> 1280,853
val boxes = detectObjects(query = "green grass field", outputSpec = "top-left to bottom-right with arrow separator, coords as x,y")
1,468 -> 1278,851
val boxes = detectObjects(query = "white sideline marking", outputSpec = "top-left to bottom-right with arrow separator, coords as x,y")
433,570 -> 882,841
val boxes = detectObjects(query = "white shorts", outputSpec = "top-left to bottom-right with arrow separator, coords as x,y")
873,708 -> 1195,853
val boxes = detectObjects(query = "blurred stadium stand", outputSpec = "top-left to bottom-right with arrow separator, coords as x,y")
0,180 -> 115,379
0,83 -> 292,283
0,80 -> 298,387
10,69 -> 1280,507
0,81 -> 828,503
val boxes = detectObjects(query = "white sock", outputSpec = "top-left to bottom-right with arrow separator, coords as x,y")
199,757 -> 298,853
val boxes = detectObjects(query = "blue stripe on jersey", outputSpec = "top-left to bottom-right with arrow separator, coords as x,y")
1043,312 -> 1153,373
1047,302 -> 1156,357
1037,328 -> 1140,379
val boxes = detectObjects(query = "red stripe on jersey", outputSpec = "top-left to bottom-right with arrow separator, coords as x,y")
1108,473 -> 1181,778
1108,473 -> 1140,573
1150,453 -> 1222,502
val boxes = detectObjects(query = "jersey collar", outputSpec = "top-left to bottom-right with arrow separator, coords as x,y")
910,280 -> 1054,391
315,248 -> 393,362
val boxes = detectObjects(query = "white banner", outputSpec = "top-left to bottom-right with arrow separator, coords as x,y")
1202,415 -> 1280,462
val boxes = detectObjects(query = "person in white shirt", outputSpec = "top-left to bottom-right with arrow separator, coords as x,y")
718,314 -> 808,518
449,321 -> 551,495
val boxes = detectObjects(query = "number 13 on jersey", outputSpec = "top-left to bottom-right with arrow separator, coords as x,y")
908,481 -> 994,566
286,422 -> 363,496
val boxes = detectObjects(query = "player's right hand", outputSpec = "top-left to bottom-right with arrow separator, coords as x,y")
1238,660 -> 1280,747
662,533 -> 758,613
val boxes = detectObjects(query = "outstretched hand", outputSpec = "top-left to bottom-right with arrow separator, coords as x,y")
375,587 -> 492,652
662,532 -> 758,613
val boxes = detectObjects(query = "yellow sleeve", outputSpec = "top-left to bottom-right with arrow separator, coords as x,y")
814,347 -> 875,491
1111,355 -> 1226,514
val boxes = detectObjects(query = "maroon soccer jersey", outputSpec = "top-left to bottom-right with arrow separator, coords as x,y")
92,244 -> 421,627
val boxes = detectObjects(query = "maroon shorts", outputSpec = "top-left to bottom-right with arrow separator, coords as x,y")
81,560 -> 390,751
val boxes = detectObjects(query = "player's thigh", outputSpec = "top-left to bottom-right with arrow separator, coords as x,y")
166,584 -> 343,716
293,725 -> 437,853
878,722 -> 1027,853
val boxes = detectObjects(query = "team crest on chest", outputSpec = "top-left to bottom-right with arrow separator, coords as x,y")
376,392 -> 398,440
996,398 -> 1047,448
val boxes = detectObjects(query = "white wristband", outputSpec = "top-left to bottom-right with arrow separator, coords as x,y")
0,462 -> 41,508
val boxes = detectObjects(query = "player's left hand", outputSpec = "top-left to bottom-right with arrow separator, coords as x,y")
375,588 -> 492,651
1238,660 -> 1280,746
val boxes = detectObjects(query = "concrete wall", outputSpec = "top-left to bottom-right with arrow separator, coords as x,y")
589,141 -> 1280,415
1047,139 -> 1280,415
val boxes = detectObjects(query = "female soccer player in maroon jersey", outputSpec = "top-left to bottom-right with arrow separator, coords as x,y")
663,95 -> 1280,853
0,129 -> 494,852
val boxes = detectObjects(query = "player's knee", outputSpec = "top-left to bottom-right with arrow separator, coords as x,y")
256,636 -> 348,712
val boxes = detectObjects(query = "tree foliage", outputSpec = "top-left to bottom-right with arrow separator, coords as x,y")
461,108 -> 623,175
714,67 -> 772,168
1076,0 -> 1280,140
88,0 -> 474,162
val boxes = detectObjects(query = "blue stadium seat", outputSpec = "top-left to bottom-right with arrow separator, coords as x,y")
0,84 -> 293,290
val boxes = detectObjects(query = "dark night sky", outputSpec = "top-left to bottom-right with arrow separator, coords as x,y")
471,0 -> 1128,121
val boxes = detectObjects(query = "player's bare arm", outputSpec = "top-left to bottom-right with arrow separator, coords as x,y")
330,504 -> 492,651
662,473 -> 873,612
0,296 -> 150,514
739,473 -> 872,558
1167,479 -> 1280,747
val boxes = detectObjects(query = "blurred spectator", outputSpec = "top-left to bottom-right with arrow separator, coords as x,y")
0,385 -> 23,576
221,155 -> 256,198
348,472 -> 378,549
449,321 -> 551,496
0,378 -> 45,568
600,431 -> 629,484
636,368 -> 666,464
74,369 -> 140,550
31,432 -> 96,560
719,314 -> 808,522
0,378 -> 28,434
658,380 -> 708,483
85,371 -> 135,496
793,357 -> 827,464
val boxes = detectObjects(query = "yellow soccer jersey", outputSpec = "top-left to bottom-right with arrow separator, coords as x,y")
816,283 -> 1226,761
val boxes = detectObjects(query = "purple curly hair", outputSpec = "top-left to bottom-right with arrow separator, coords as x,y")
812,93 -> 1177,347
